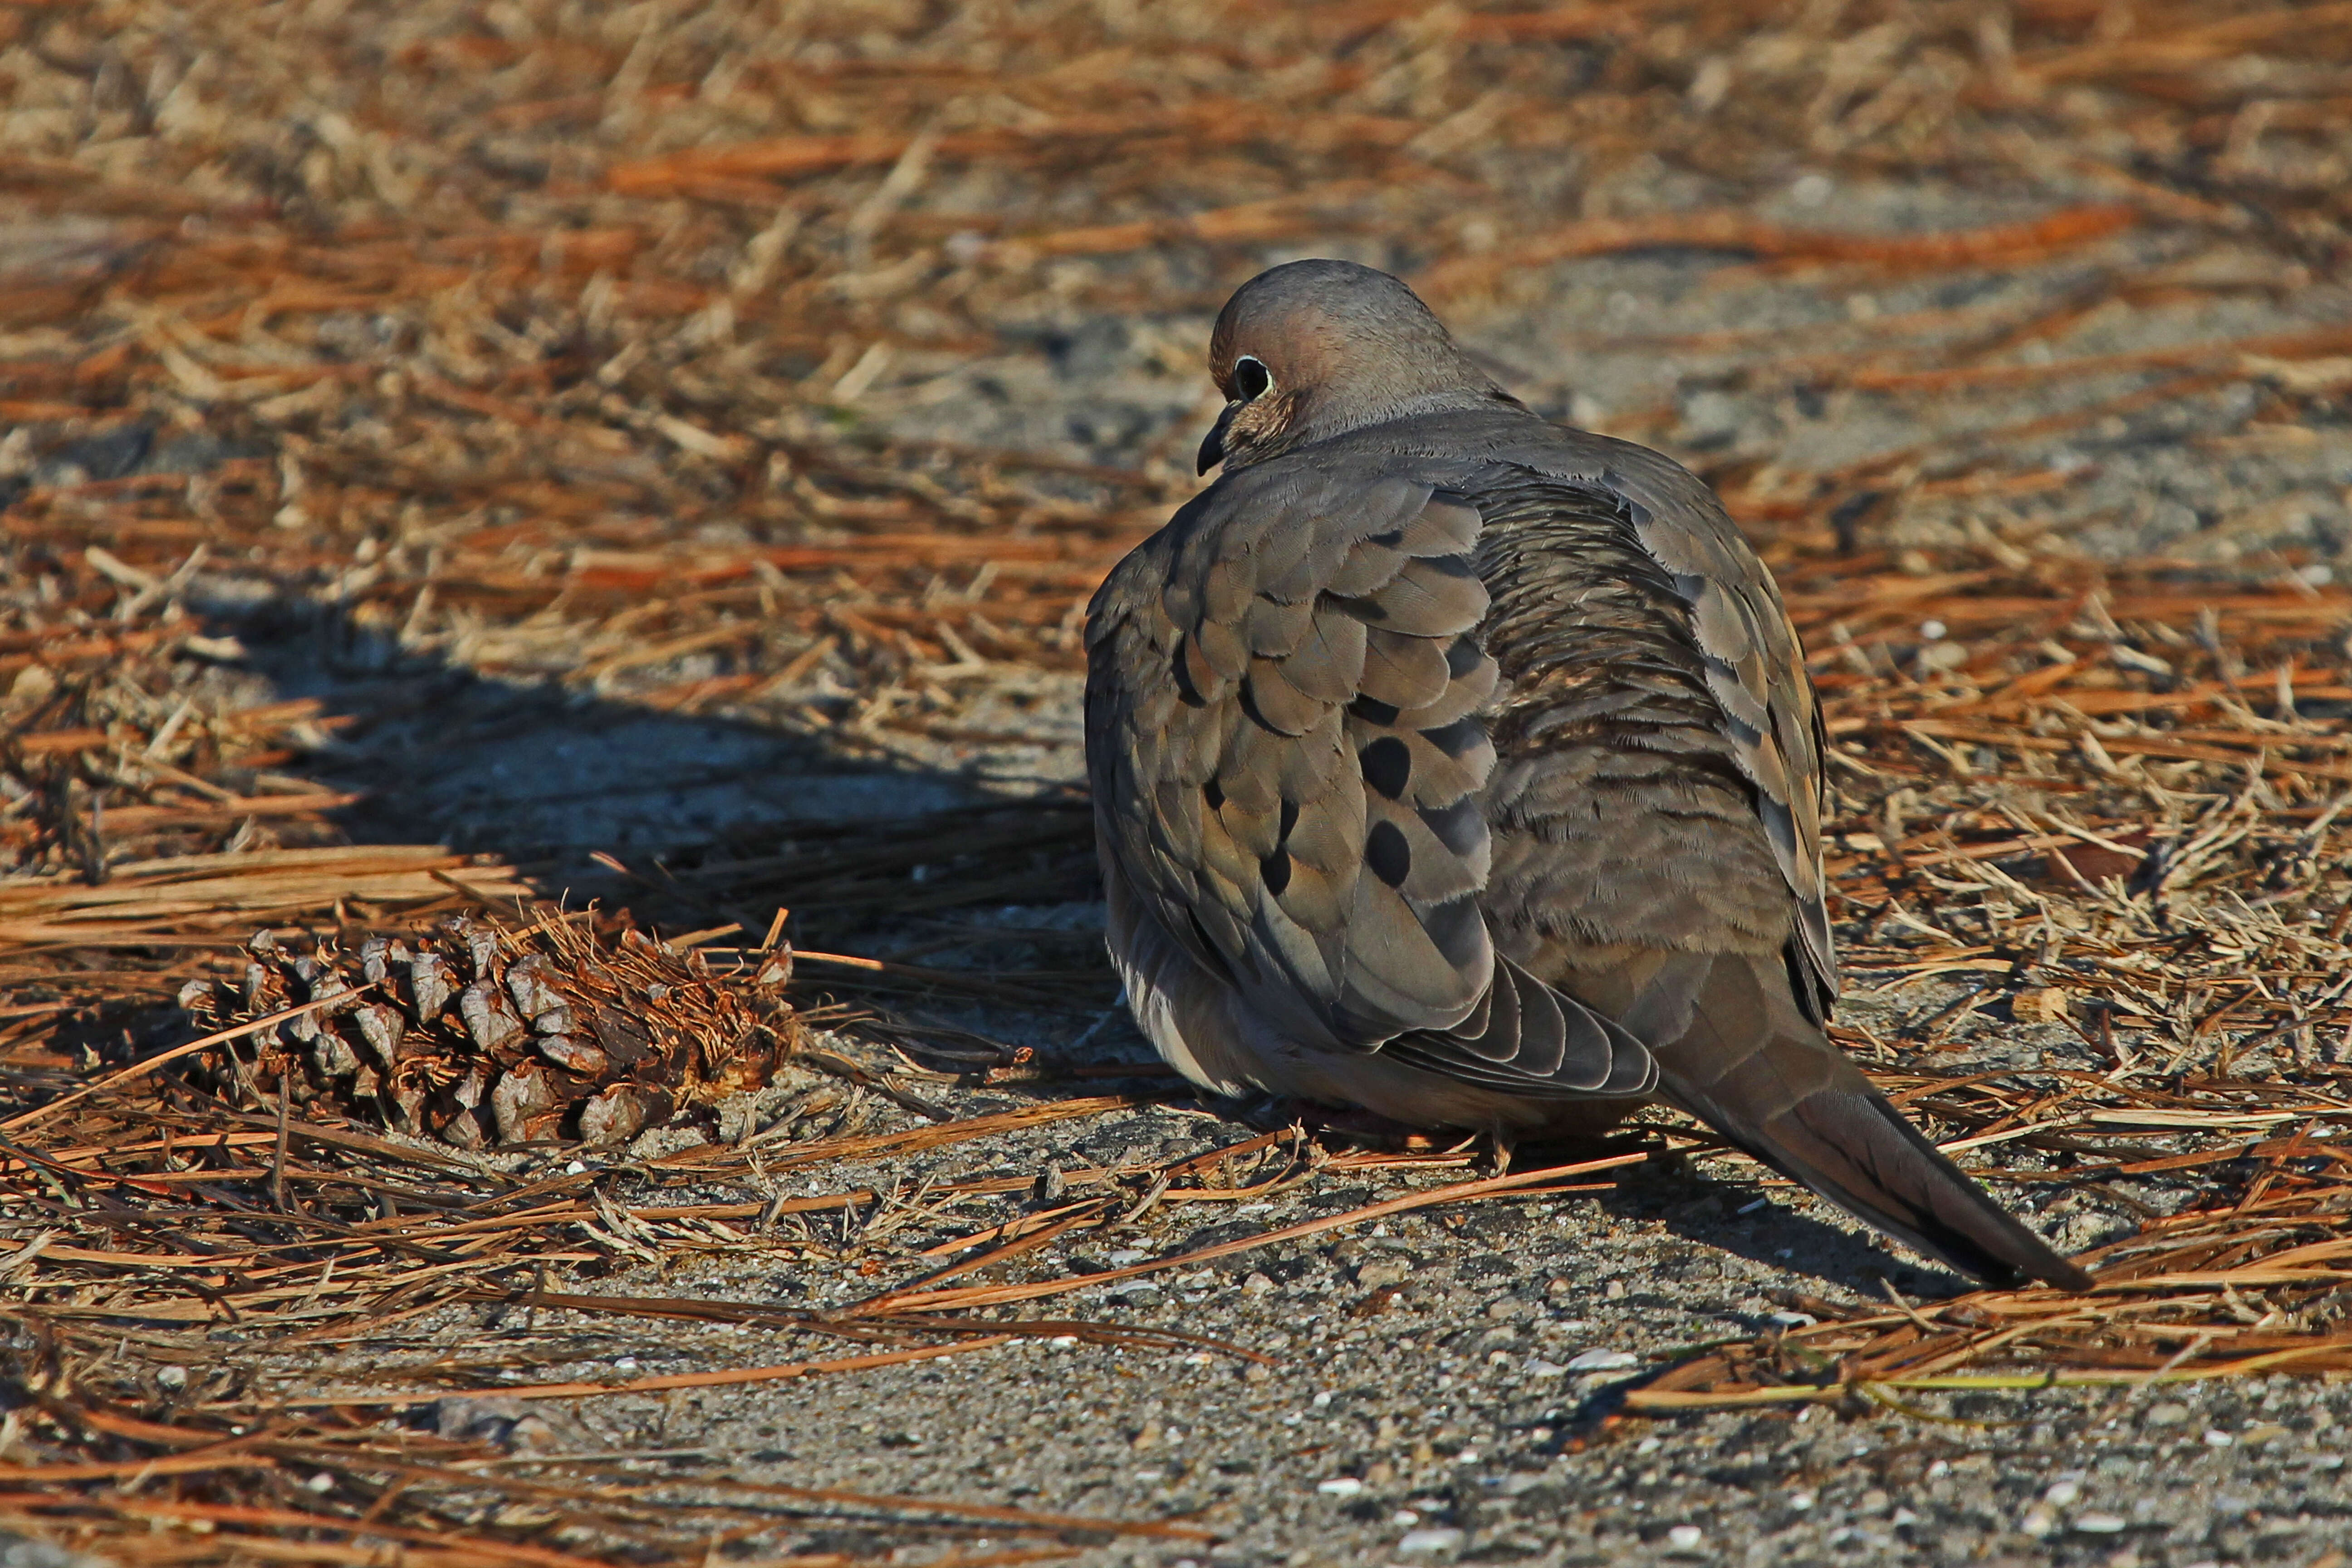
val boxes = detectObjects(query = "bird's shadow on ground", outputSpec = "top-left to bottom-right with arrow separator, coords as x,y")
206,584 -> 1089,943
1606,1162 -> 1972,1298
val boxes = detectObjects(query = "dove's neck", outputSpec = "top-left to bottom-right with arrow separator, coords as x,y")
1278,382 -> 1529,456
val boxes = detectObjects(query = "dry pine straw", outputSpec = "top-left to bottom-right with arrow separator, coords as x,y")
5,0 -> 2352,1561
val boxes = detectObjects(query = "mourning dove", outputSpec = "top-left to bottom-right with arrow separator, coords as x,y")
1084,259 -> 2090,1290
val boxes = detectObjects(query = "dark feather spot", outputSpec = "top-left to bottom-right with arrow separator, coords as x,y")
1277,798 -> 1299,843
1171,638 -> 1204,706
1260,850 -> 1292,894
1445,634 -> 1483,677
1365,821 -> 1411,888
1420,716 -> 1485,757
1348,694 -> 1401,725
1359,736 -> 1411,799
1203,777 -> 1224,811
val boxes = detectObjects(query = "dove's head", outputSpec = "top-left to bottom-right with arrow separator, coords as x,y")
1196,259 -> 1516,474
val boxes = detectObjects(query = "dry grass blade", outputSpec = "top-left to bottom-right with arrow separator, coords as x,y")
848,1151 -> 1656,1317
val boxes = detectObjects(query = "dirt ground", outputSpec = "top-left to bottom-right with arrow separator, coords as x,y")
9,3 -> 2352,1566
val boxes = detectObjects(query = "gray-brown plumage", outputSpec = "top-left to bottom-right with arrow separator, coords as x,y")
1085,259 -> 2091,1290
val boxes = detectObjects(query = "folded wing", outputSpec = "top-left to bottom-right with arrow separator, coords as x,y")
1085,461 -> 1653,1098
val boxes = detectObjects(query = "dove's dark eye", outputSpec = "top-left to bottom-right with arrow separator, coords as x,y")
1233,356 -> 1271,401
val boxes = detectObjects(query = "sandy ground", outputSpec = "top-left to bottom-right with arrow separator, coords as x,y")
175,180 -> 2352,1567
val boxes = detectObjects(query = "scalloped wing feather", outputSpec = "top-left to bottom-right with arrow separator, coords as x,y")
1089,461 -> 1657,1102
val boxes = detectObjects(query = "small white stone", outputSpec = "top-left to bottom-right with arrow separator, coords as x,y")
565,1160 -> 588,1175
1666,1524 -> 1704,1549
1636,1436 -> 1664,1455
613,1357 -> 638,1371
2203,1428 -> 2235,1446
1920,619 -> 1947,641
1788,1492 -> 1814,1511
1392,1510 -> 1420,1526
1397,1527 -> 1465,1554
1891,1508 -> 1919,1525
1453,1449 -> 1480,1465
1105,1248 -> 1150,1265
2044,1480 -> 2081,1507
1925,641 -> 1974,678
1522,1357 -> 1570,1377
1767,1311 -> 1816,1329
1133,1469 -> 1165,1482
2074,1513 -> 2128,1534
303,1472 -> 335,1493
156,1366 -> 188,1389
1317,1477 -> 1365,1497
2019,1503 -> 2058,1538
1565,1348 -> 1639,1371
1047,1335 -> 1078,1348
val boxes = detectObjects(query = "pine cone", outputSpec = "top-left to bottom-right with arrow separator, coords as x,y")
177,915 -> 801,1149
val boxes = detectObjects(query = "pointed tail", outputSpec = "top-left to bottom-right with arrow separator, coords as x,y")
1639,951 -> 2093,1291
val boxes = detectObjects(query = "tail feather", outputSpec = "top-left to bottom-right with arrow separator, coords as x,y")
1643,951 -> 2092,1291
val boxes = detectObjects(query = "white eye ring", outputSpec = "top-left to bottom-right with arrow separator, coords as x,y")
1233,356 -> 1272,400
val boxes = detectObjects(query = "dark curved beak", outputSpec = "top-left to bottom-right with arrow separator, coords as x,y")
1196,400 -> 1240,475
